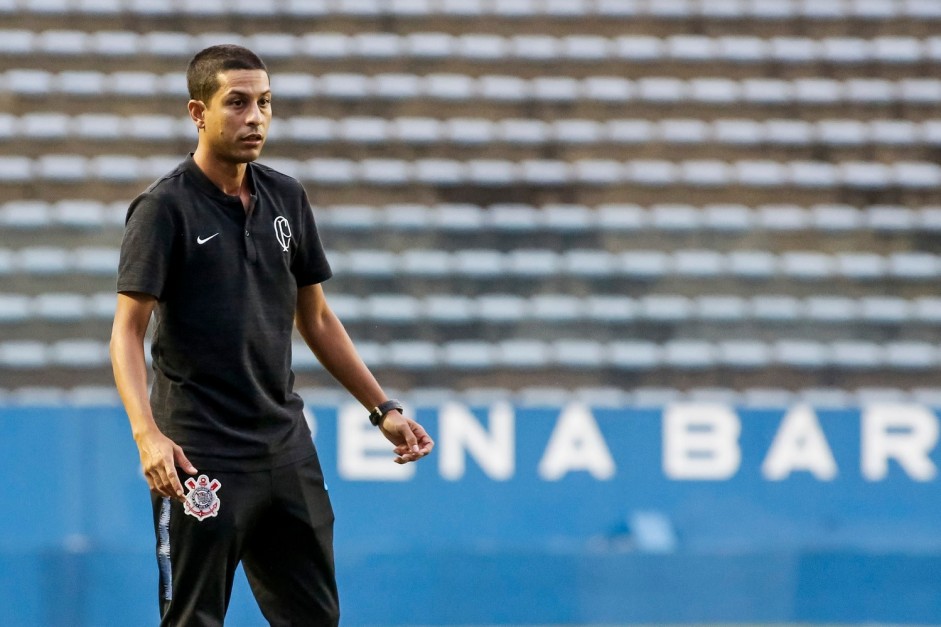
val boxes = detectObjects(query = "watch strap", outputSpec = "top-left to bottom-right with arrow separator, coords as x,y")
369,399 -> 403,427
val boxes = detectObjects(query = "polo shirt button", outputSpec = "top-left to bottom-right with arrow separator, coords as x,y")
245,230 -> 250,237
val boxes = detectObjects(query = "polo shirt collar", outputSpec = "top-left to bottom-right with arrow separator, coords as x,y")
182,153 -> 257,205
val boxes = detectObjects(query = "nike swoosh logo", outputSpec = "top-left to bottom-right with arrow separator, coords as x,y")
196,233 -> 220,245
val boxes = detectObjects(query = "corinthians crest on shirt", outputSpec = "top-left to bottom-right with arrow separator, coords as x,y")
183,474 -> 222,520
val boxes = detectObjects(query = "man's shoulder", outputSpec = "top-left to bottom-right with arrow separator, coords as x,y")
144,160 -> 190,195
132,159 -> 196,203
252,161 -> 306,196
127,164 -> 191,223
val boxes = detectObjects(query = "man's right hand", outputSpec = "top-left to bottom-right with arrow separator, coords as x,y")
135,428 -> 198,502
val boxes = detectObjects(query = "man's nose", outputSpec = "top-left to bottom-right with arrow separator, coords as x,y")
246,102 -> 264,125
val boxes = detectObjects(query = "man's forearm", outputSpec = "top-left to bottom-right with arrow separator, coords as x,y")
299,309 -> 388,410
110,330 -> 160,441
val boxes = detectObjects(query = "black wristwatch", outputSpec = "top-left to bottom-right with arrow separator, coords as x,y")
368,399 -> 404,427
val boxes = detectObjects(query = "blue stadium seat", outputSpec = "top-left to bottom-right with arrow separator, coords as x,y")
479,76 -> 529,101
542,204 -> 593,232
0,295 -> 30,323
607,120 -> 654,144
830,341 -> 883,369
477,295 -> 527,323
324,205 -> 379,231
884,342 -> 938,369
506,250 -> 561,276
860,296 -> 912,323
344,251 -> 399,277
639,295 -> 693,322
751,296 -> 801,321
321,73 -> 370,100
400,250 -> 453,276
388,341 -> 439,370
574,160 -> 623,185
49,339 -> 108,367
553,340 -> 605,368
662,340 -> 716,369
87,293 -> 116,320
531,295 -> 584,322
779,251 -> 834,280
673,250 -> 725,276
423,296 -> 473,324
364,295 -> 421,324
812,204 -> 862,231
453,250 -> 506,276
17,247 -> 70,274
620,251 -> 671,279
488,204 -> 538,232
359,159 -> 409,186
716,340 -> 773,370
742,78 -> 791,103
431,204 -> 483,231
596,204 -> 646,230
608,342 -> 661,370
585,296 -> 637,322
0,157 -> 31,182
735,161 -> 787,187
413,159 -> 464,185
442,341 -> 495,370
0,341 -> 47,368
563,250 -> 616,277
662,204 -> 714,234
392,117 -> 442,144
1,201 -> 51,228
74,248 -> 119,276
835,252 -> 887,279
32,293 -> 87,321
324,294 -> 363,322
696,296 -> 747,321
0,29 -> 34,55
703,204 -> 753,231
804,297 -> 859,322
495,340 -> 550,368
774,340 -> 829,368
914,297 -> 941,322
888,252 -> 940,279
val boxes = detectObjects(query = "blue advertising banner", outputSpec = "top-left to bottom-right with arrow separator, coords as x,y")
1,402 -> 940,625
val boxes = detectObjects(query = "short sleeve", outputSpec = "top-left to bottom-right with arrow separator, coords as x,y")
291,189 -> 333,287
116,193 -> 177,299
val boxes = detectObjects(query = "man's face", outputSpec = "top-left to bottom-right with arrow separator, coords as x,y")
198,69 -> 271,164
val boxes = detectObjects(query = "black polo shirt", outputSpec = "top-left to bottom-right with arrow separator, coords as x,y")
117,155 -> 332,471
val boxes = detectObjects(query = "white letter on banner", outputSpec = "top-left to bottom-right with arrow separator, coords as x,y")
862,404 -> 938,482
538,403 -> 615,481
338,403 -> 415,481
761,405 -> 837,481
663,404 -> 740,480
439,402 -> 515,481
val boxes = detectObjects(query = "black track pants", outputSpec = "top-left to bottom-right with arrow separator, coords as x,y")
150,453 -> 340,626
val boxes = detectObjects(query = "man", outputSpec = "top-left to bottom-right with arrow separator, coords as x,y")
110,44 -> 434,626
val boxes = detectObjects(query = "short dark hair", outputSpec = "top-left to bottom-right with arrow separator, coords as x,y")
186,44 -> 268,103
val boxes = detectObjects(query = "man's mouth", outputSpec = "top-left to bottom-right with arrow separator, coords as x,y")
242,134 -> 264,143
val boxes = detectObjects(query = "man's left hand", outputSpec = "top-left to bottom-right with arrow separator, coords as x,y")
379,411 -> 434,464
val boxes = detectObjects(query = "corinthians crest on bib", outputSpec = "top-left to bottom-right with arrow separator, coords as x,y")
273,216 -> 292,252
183,474 -> 221,521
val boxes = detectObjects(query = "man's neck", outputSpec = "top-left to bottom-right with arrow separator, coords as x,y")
193,146 -> 247,197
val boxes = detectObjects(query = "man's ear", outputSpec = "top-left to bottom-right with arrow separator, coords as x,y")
187,100 -> 207,130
